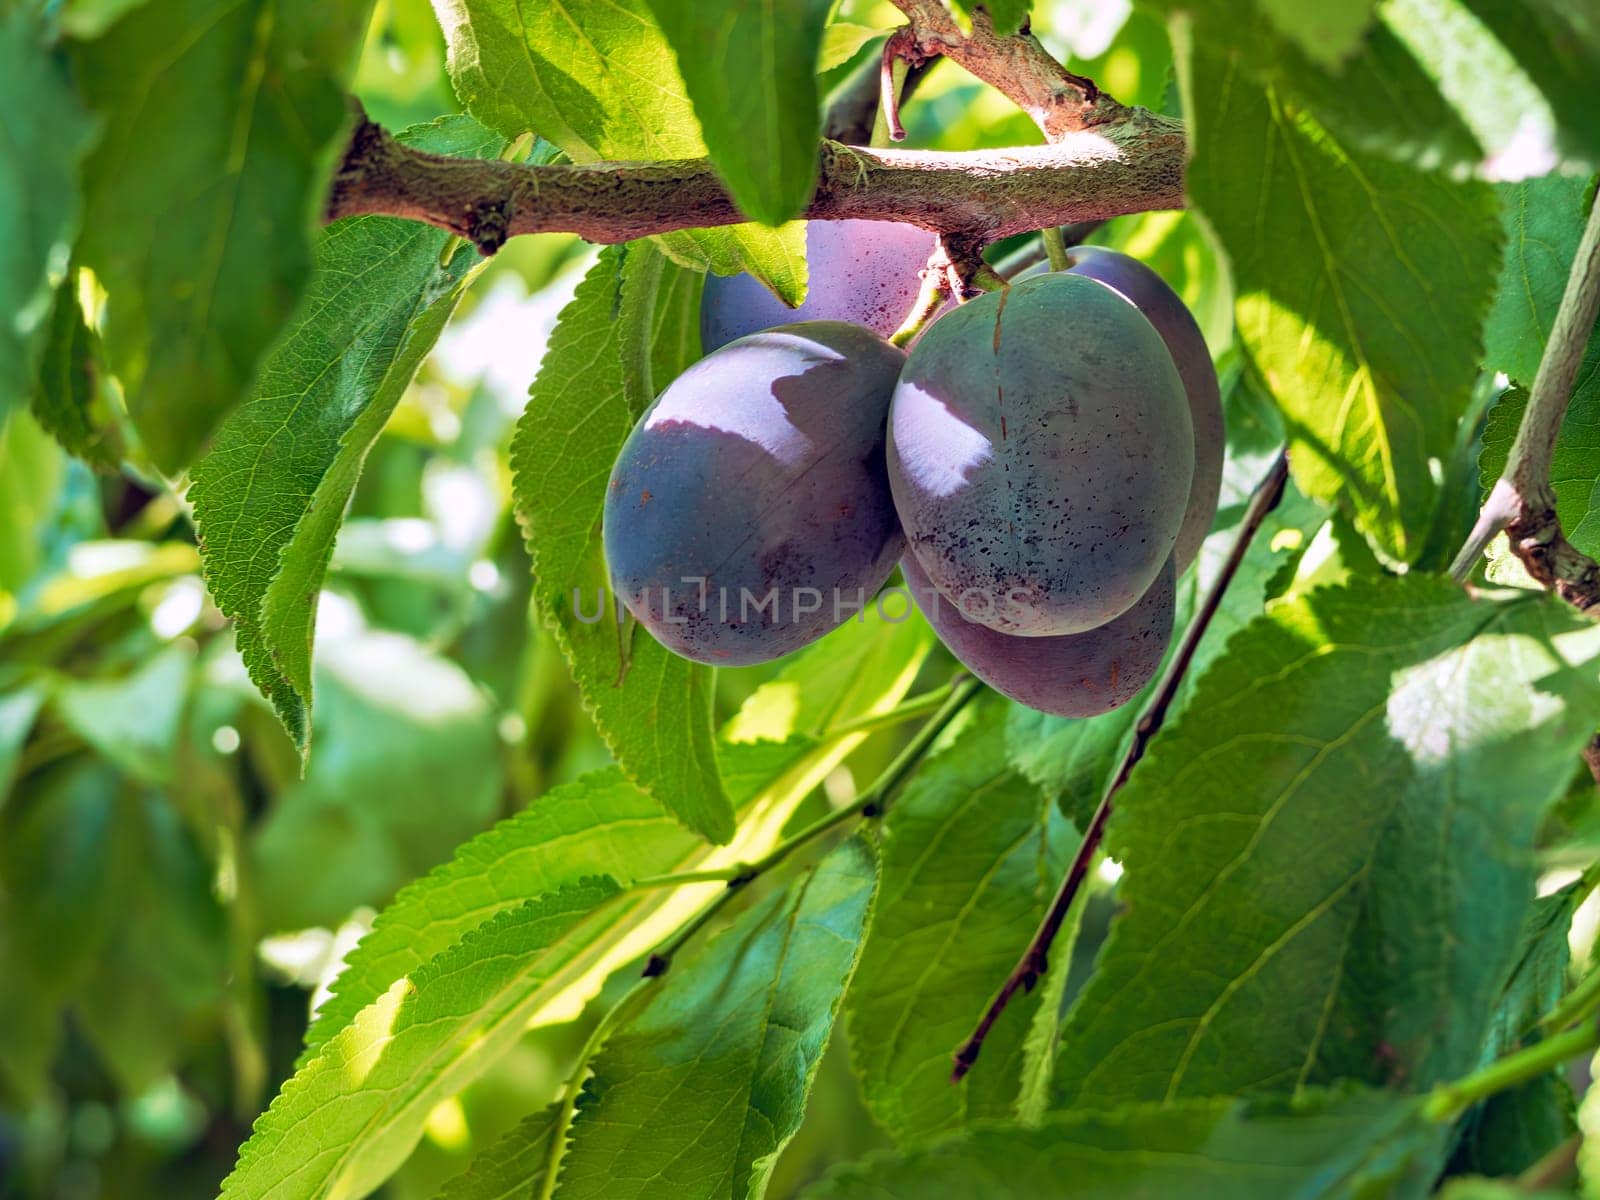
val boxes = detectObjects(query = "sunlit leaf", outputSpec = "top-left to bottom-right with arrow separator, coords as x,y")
645,0 -> 831,224
511,245 -> 732,842
222,878 -> 622,1200
68,0 -> 368,471
848,701 -> 1074,1143
434,0 -> 807,302
555,838 -> 877,1200
190,115 -> 500,754
1179,40 -> 1499,562
1054,577 -> 1600,1106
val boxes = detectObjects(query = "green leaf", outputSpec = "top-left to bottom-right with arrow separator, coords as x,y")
1457,0 -> 1600,169
1439,1178 -> 1570,1200
189,115 -> 499,753
511,246 -> 732,843
302,608 -> 929,1062
434,1104 -> 560,1200
433,0 -> 807,302
0,12 -> 96,421
650,251 -> 705,386
0,760 -> 128,995
847,701 -> 1073,1143
645,0 -> 830,224
1256,0 -> 1377,67
946,0 -> 1029,37
1159,0 -> 1586,180
0,684 -> 46,807
1053,576 -> 1600,1107
555,837 -> 878,1200
249,629 -> 504,932
221,878 -> 623,1200
67,0 -> 369,472
1482,174 -> 1593,386
1154,1 -> 1482,174
0,918 -> 61,1099
302,767 -> 695,1057
818,22 -> 880,72
803,1089 -> 1445,1200
1478,176 -> 1600,564
74,792 -> 228,1093
1488,883 -> 1583,1052
722,604 -> 935,745
52,641 -> 193,784
1448,1070 -> 1575,1182
30,277 -> 123,470
1178,38 -> 1499,563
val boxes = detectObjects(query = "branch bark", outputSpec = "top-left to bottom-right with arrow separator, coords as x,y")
887,0 -> 1115,140
1451,196 -> 1600,607
325,118 -> 1185,255
323,1 -> 1183,253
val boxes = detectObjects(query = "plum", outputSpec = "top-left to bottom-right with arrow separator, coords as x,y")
604,321 -> 905,666
902,552 -> 1174,718
1064,245 -> 1223,572
888,272 -> 1193,637
700,219 -> 937,351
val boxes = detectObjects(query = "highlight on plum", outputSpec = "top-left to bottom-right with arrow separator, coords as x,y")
604,236 -> 1222,722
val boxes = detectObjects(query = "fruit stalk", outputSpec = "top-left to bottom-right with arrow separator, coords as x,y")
951,448 -> 1290,1082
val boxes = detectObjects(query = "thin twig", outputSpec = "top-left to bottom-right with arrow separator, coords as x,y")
951,449 -> 1291,1082
640,676 -> 982,978
824,49 -> 932,144
1450,196 -> 1600,603
886,0 -> 1108,141
877,30 -> 916,143
1423,1018 -> 1600,1123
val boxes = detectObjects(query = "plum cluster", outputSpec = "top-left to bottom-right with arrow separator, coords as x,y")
603,224 -> 1223,718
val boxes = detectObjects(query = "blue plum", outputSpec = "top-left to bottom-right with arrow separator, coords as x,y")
902,551 -> 1173,718
1064,245 -> 1224,572
888,272 -> 1193,637
700,219 -> 937,351
604,321 -> 905,666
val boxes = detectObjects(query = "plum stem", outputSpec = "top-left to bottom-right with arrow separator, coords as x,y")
891,263 -> 952,346
1450,193 -> 1600,608
951,448 -> 1291,1084
1041,225 -> 1070,272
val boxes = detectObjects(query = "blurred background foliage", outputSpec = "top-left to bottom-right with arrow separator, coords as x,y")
0,1 -> 1253,1195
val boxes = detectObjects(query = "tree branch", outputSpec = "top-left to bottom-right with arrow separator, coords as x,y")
324,2 -> 1183,254
1451,196 -> 1600,607
887,0 -> 1116,140
325,117 -> 1185,254
951,449 -> 1291,1083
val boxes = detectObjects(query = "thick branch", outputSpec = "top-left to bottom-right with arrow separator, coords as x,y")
1451,197 -> 1600,608
325,117 -> 1185,254
887,0 -> 1119,140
